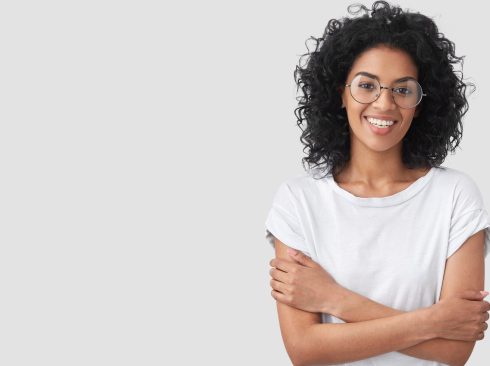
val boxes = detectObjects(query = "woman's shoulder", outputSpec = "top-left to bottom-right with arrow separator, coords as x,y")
434,165 -> 486,209
434,165 -> 480,187
277,167 -> 331,193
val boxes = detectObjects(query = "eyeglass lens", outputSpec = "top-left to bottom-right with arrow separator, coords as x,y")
349,74 -> 423,109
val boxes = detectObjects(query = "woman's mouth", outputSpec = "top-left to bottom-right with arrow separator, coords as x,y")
364,116 -> 398,135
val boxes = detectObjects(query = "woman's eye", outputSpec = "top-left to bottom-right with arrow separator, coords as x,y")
359,83 -> 375,90
394,87 -> 412,95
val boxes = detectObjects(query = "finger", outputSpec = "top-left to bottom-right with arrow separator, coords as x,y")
270,258 -> 298,273
270,278 -> 289,294
480,301 -> 490,313
271,289 -> 291,305
483,301 -> 490,312
269,267 -> 290,284
460,289 -> 489,301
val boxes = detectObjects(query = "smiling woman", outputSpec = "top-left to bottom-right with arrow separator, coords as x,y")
264,1 -> 490,366
341,46 -> 420,150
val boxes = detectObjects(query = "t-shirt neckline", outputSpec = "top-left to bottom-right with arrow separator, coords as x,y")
326,167 -> 437,207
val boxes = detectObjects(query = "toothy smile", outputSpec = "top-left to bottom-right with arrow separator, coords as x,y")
365,116 -> 397,128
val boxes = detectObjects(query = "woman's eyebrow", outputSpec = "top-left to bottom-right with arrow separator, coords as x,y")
355,71 -> 416,82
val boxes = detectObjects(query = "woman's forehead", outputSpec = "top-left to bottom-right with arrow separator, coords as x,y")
347,46 -> 418,81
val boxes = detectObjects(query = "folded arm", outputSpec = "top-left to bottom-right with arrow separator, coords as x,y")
272,231 -> 485,366
329,230 -> 486,366
278,299 -> 434,366
332,287 -> 469,365
273,238 -> 436,366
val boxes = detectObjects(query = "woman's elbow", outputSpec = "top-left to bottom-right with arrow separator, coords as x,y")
290,352 -> 314,366
283,332 -> 317,366
285,340 -> 309,366
453,341 -> 476,366
286,333 -> 328,366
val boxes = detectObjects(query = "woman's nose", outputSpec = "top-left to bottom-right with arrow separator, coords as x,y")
372,87 -> 396,110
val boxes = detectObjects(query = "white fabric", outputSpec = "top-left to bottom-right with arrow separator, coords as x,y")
265,165 -> 490,366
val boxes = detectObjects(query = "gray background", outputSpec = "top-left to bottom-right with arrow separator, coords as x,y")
0,0 -> 488,365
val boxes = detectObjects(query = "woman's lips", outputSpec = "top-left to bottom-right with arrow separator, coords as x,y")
363,116 -> 398,135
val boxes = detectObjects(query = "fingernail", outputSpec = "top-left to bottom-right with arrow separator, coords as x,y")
480,291 -> 489,297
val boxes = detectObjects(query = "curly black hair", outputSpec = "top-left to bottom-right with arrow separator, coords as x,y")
295,1 -> 474,178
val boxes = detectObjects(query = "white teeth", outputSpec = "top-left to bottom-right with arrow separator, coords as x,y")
366,117 -> 395,127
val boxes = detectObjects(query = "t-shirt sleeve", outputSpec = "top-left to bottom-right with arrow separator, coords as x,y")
447,174 -> 490,259
264,180 -> 311,256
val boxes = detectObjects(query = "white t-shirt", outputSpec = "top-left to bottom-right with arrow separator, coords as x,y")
265,165 -> 490,366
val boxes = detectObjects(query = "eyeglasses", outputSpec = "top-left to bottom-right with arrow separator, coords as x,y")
344,73 -> 426,109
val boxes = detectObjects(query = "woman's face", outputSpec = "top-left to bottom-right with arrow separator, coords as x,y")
341,45 -> 420,153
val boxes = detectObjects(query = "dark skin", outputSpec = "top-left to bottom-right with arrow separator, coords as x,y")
337,45 -> 429,198
268,46 -> 489,364
270,45 -> 431,312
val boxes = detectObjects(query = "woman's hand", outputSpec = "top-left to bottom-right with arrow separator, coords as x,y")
429,290 -> 490,341
269,248 -> 341,314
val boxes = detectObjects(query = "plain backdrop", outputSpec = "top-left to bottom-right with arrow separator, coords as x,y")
0,0 -> 488,365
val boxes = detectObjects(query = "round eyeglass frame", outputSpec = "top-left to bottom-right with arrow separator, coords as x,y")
344,75 -> 427,109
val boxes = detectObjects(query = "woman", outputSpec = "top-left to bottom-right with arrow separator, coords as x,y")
264,2 -> 490,365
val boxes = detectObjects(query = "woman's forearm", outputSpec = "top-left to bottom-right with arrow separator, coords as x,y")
298,306 -> 434,366
330,286 -> 471,366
